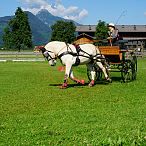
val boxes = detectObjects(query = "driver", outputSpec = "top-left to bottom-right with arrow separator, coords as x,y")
107,23 -> 119,46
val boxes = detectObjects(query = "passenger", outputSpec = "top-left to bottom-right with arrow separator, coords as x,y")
107,23 -> 119,46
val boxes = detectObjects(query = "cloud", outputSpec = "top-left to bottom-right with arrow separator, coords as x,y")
64,9 -> 88,21
19,0 -> 88,21
144,12 -> 146,16
19,0 -> 48,8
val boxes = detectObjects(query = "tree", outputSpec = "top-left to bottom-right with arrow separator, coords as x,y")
3,7 -> 32,51
3,27 -> 14,50
95,20 -> 109,46
51,20 -> 76,43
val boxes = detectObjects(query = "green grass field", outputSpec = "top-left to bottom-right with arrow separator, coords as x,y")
0,59 -> 146,145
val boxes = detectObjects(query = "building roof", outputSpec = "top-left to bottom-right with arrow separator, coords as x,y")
76,25 -> 146,33
76,33 -> 95,39
76,25 -> 96,32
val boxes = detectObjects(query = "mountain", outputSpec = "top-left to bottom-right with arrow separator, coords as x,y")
36,9 -> 66,27
0,9 -> 80,46
36,9 -> 80,27
0,12 -> 51,46
25,11 -> 51,45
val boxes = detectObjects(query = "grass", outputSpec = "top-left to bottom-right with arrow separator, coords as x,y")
0,59 -> 146,145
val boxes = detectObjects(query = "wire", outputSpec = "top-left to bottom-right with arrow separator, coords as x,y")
115,10 -> 127,25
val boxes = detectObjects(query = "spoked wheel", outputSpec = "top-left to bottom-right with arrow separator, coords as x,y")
87,64 -> 102,82
121,57 -> 137,82
131,55 -> 137,80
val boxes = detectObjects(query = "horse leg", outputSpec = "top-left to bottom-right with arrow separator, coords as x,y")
70,69 -> 85,85
61,63 -> 72,88
87,63 -> 96,87
96,62 -> 112,82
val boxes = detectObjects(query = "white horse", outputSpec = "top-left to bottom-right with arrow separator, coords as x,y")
39,41 -> 111,88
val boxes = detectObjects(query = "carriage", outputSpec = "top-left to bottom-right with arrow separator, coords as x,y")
87,43 -> 137,83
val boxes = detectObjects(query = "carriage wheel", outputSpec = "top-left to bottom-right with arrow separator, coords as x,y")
131,55 -> 137,80
87,64 -> 102,82
121,58 -> 137,82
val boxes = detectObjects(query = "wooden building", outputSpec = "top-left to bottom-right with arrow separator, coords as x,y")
74,33 -> 95,44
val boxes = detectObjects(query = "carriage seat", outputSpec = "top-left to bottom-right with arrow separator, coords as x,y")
98,46 -> 123,63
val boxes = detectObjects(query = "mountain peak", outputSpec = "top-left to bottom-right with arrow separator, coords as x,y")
36,9 -> 52,15
36,9 -> 65,26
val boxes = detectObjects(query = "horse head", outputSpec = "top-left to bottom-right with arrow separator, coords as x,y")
37,45 -> 57,66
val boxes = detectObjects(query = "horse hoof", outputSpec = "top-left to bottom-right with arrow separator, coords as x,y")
88,80 -> 94,87
60,83 -> 68,89
76,79 -> 85,85
106,78 -> 112,83
80,79 -> 85,85
60,86 -> 67,89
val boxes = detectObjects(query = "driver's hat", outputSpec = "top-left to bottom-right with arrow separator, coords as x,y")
108,23 -> 115,28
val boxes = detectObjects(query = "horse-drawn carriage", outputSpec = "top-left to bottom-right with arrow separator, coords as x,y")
38,40 -> 137,88
87,44 -> 137,83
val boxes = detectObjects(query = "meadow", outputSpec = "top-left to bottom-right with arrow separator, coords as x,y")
0,59 -> 146,145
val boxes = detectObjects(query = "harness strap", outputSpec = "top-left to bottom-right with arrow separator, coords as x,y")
58,51 -> 77,59
58,50 -> 103,59
58,45 -> 105,66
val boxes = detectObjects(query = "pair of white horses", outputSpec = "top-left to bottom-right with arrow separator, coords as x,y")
39,41 -> 111,88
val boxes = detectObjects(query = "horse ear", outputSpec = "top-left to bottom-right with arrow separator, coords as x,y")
36,46 -> 46,53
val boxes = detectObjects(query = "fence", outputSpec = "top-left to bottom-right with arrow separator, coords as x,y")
0,51 -> 45,62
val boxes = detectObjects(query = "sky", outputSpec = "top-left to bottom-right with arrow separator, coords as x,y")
0,0 -> 146,25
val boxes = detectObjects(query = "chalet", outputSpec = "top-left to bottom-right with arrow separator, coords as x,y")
74,33 -> 95,45
76,25 -> 146,49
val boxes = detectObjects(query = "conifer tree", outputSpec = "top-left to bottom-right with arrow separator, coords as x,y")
3,7 -> 32,51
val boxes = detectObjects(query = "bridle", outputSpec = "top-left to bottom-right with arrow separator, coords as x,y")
43,50 -> 57,62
